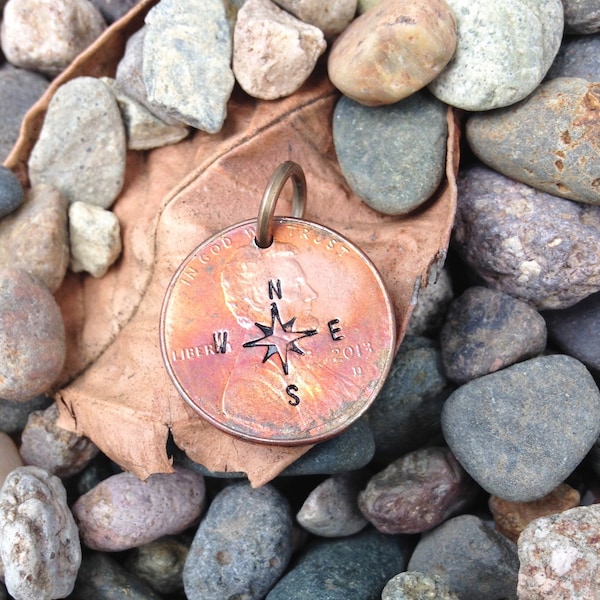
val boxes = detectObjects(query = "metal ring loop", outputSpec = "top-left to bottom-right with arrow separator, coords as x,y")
255,161 -> 306,248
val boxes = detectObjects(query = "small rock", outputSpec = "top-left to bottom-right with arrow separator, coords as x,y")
382,571 -> 460,600
274,0 -> 356,37
267,527 -> 412,599
0,67 -> 49,161
0,0 -> 106,76
90,0 -> 141,24
328,0 -> 456,105
440,286 -> 547,384
442,354 -> 600,502
562,0 -> 600,33
0,184 -> 69,292
333,90 -> 447,215
359,446 -> 478,534
233,0 -> 326,100
143,0 -> 235,132
126,537 -> 189,595
73,468 -> 205,551
546,34 -> 600,82
454,166 -> 600,310
543,291 -> 600,372
183,482 -> 293,600
357,0 -> 381,13
0,431 -> 22,486
367,336 -> 452,463
29,77 -> 126,209
101,77 -> 189,150
406,268 -> 454,337
489,483 -> 581,543
0,268 -> 66,402
407,514 -> 519,600
467,78 -> 600,205
517,504 -> 600,598
70,551 -> 162,600
19,403 -> 99,479
68,201 -> 122,277
297,473 -> 368,537
0,394 -> 52,433
0,165 -> 23,217
428,0 -> 563,110
0,466 -> 81,600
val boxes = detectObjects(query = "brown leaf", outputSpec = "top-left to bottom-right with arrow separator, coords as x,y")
5,1 -> 459,486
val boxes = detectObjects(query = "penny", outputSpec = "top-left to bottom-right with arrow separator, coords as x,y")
160,164 -> 396,445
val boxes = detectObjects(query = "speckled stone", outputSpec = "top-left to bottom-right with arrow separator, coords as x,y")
0,184 -> 69,293
467,78 -> 600,205
0,0 -> 106,76
428,0 -> 563,111
73,468 -> 205,551
0,394 -> 52,433
297,473 -> 368,537
267,527 -> 412,599
90,0 -> 141,23
143,0 -> 235,133
0,269 -> 66,402
359,446 -> 478,534
184,482 -> 293,600
440,286 -> 547,384
442,354 -> 600,502
328,0 -> 456,105
408,514 -> 519,600
273,0 -> 356,37
382,571 -> 459,600
546,34 -> 600,82
0,166 -> 23,217
454,166 -> 600,310
29,77 -> 126,209
562,0 -> 600,33
0,67 -> 49,161
233,0 -> 326,100
517,504 -> 600,598
0,431 -> 22,487
406,268 -> 454,337
367,336 -> 452,464
333,90 -> 447,215
489,483 -> 581,543
543,291 -> 600,372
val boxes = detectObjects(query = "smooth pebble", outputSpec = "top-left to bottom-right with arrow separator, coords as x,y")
0,166 -> 23,217
546,34 -> 600,82
275,0 -> 356,37
406,268 -> 454,337
562,0 -> 600,33
382,571 -> 459,600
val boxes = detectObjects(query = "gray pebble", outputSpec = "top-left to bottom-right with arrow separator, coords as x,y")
143,0 -> 235,133
367,336 -> 452,464
563,0 -> 600,33
467,78 -> 600,205
0,166 -> 23,217
0,466 -> 81,600
183,482 -> 293,600
333,91 -> 448,215
90,0 -> 141,24
454,166 -> 600,310
0,67 -> 49,162
406,268 -> 454,337
267,527 -> 412,599
428,0 -> 563,111
546,34 -> 600,82
440,286 -> 547,383
407,514 -> 519,600
29,76 -> 126,209
0,394 -> 52,433
442,354 -> 600,502
382,571 -> 459,600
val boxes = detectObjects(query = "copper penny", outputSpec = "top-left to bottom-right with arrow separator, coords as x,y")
160,163 -> 396,445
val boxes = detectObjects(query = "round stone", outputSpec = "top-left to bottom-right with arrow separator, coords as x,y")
428,0 -> 563,110
328,0 -> 456,106
562,0 -> 600,33
333,90 -> 448,215
0,166 -> 23,218
0,268 -> 66,402
273,0 -> 356,37
442,354 -> 600,502
546,35 -> 600,82
382,571 -> 459,600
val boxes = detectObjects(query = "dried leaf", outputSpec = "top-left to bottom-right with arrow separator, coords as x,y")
5,1 -> 459,486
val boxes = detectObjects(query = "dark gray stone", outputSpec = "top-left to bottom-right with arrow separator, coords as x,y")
407,514 -> 519,600
266,527 -> 412,600
442,354 -> 600,502
90,0 -> 141,23
0,67 -> 49,162
546,34 -> 600,82
183,482 -> 293,600
466,78 -> 600,206
563,0 -> 600,33
440,286 -> 547,383
0,166 -> 23,217
0,394 -> 51,433
367,336 -> 453,464
407,268 -> 454,337
333,90 -> 447,215
454,166 -> 600,310
543,291 -> 600,372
